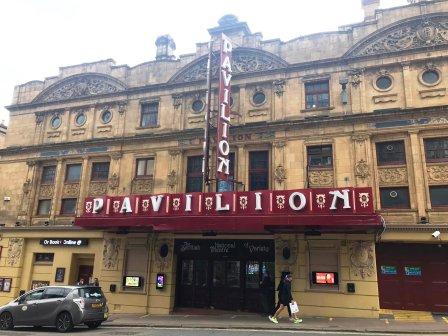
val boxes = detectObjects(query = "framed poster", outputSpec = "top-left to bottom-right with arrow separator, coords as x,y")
0,278 -> 4,292
3,278 -> 12,292
55,268 -> 65,283
31,280 -> 49,290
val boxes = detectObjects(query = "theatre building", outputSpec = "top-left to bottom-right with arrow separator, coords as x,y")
1,0 -> 448,317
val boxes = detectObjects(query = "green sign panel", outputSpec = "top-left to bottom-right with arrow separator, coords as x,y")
381,266 -> 397,275
404,266 -> 422,276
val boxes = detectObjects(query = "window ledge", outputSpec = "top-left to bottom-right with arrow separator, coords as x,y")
308,167 -> 333,171
301,106 -> 334,113
427,207 -> 448,212
136,125 -> 160,130
34,262 -> 53,266
304,288 -> 341,294
379,209 -> 417,213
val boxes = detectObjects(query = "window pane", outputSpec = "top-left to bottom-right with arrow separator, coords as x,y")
307,145 -> 333,167
194,260 -> 208,287
186,156 -> 203,192
246,261 -> 260,289
37,200 -> 51,215
424,138 -> 448,162
380,187 -> 410,208
35,253 -> 54,263
429,186 -> 448,207
91,162 -> 110,181
226,261 -> 240,288
140,103 -> 158,127
249,151 -> 269,191
376,141 -> 406,165
42,166 -> 56,184
61,198 -> 77,214
66,164 -> 81,182
181,260 -> 193,285
136,159 -> 147,176
145,159 -> 155,176
213,261 -> 225,287
305,81 -> 330,109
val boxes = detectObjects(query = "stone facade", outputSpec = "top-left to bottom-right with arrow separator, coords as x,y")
0,1 -> 448,317
0,123 -> 6,149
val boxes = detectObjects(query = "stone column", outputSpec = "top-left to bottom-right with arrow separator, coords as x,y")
168,149 -> 182,193
108,153 -> 122,196
76,156 -> 90,215
349,69 -> 364,113
408,130 -> 426,218
51,159 -> 64,220
401,62 -> 413,108
352,134 -> 372,188
272,79 -> 286,121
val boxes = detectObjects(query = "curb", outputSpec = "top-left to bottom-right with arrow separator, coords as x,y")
102,322 -> 448,334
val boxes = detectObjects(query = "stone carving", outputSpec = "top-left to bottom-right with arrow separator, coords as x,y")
349,69 -> 363,87
351,134 -> 369,143
110,152 -> 122,160
39,184 -> 55,198
347,15 -> 448,57
355,159 -> 370,181
7,238 -> 24,267
419,88 -> 446,99
274,165 -> 286,184
349,241 -> 375,279
89,182 -> 108,196
35,113 -> 45,124
308,170 -> 334,187
108,173 -> 119,189
275,237 -> 297,266
154,239 -> 173,272
378,167 -> 408,185
172,94 -> 183,109
273,79 -> 286,97
272,140 -> 286,148
131,178 -> 154,194
22,179 -> 32,194
118,102 -> 127,115
427,165 -> 448,183
169,149 -> 182,157
102,238 -> 121,270
167,170 -> 177,188
34,73 -> 126,103
63,183 -> 80,197
373,93 -> 398,104
169,48 -> 288,84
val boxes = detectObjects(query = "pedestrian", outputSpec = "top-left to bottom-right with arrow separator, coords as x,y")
269,272 -> 302,324
93,277 -> 99,286
77,278 -> 85,286
260,271 -> 273,314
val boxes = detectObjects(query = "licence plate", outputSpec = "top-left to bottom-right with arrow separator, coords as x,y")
91,303 -> 103,308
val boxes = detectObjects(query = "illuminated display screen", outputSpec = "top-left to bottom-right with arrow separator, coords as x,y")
312,272 -> 338,285
123,276 -> 142,287
156,273 -> 165,289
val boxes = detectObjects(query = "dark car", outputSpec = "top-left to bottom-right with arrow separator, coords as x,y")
0,285 -> 108,332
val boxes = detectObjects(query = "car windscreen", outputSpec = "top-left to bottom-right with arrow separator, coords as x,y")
78,287 -> 104,299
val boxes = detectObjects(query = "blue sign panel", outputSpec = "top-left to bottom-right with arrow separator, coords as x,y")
381,266 -> 397,275
404,266 -> 422,276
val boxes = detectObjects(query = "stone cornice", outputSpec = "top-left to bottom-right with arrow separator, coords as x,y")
1,105 -> 447,157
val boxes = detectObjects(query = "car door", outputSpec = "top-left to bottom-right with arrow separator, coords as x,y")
37,287 -> 69,325
12,289 -> 45,325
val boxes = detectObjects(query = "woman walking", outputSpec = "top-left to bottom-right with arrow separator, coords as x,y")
268,273 -> 302,324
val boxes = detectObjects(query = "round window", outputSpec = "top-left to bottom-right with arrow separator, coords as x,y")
75,113 -> 86,126
51,116 -> 61,129
421,70 -> 440,85
101,110 -> 112,124
376,76 -> 392,91
252,91 -> 266,105
192,99 -> 205,113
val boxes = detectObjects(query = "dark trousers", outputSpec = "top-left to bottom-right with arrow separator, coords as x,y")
272,300 -> 291,317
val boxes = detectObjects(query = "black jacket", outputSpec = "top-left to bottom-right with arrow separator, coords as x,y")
277,280 -> 293,304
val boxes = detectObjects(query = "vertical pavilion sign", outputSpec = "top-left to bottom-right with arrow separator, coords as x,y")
216,33 -> 232,182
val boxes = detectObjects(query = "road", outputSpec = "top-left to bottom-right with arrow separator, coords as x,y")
0,326 -> 441,336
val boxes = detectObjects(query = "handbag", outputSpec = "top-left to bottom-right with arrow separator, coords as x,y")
289,301 -> 299,314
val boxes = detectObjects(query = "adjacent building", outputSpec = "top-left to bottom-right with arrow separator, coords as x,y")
0,0 -> 447,317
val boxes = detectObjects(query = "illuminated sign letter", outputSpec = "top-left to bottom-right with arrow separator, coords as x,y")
215,193 -> 230,211
120,197 -> 133,213
150,195 -> 164,212
92,198 -> 104,214
289,192 -> 307,211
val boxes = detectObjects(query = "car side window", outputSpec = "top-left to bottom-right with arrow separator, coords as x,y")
22,289 -> 45,302
43,287 -> 68,299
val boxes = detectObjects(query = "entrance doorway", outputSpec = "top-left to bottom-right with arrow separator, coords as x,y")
77,265 -> 93,284
175,240 -> 275,313
69,253 -> 95,285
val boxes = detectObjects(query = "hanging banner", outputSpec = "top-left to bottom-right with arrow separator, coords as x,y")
216,33 -> 232,181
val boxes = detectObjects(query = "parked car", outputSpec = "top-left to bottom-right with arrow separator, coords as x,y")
0,285 -> 108,332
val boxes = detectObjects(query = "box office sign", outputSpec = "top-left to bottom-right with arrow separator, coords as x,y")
82,187 -> 374,218
40,239 -> 89,247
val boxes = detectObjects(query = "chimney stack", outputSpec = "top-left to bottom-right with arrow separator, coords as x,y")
361,0 -> 380,20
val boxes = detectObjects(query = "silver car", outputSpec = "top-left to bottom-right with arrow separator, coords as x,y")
0,285 -> 108,332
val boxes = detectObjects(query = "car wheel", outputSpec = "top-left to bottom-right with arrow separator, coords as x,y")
55,311 -> 74,333
85,321 -> 102,329
0,312 -> 14,330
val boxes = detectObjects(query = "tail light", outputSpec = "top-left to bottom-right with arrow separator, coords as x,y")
73,298 -> 85,310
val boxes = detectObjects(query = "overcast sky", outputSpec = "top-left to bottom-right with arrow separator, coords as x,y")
0,0 -> 407,125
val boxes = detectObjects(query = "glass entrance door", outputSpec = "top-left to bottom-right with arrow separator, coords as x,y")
177,259 -> 209,308
210,260 -> 241,310
244,261 -> 275,313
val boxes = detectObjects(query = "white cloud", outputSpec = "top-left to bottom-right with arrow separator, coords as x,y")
0,0 -> 406,125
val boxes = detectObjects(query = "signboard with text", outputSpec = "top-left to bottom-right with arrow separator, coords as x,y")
76,187 -> 381,233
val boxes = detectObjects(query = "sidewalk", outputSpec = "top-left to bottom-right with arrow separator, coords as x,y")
103,311 -> 448,334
